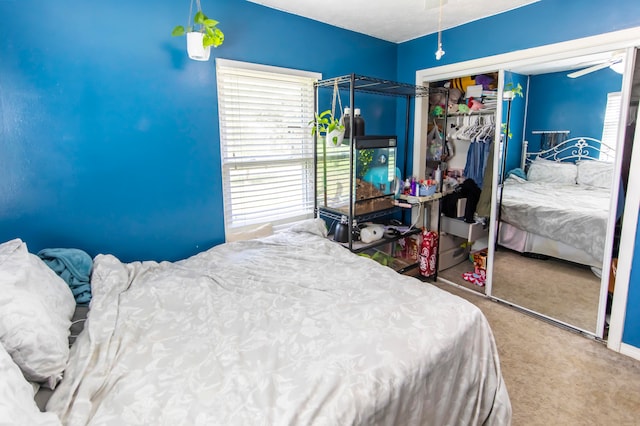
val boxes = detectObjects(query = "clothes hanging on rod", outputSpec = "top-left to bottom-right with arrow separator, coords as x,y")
462,113 -> 494,189
463,136 -> 492,188
537,131 -> 569,151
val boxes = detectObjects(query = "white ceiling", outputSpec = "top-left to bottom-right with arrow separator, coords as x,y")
247,0 -> 540,43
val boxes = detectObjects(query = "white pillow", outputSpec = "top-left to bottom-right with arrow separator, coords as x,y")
527,158 -> 577,185
0,239 -> 75,389
577,160 -> 614,189
0,343 -> 62,425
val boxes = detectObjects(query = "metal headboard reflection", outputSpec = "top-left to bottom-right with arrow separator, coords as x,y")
521,136 -> 616,169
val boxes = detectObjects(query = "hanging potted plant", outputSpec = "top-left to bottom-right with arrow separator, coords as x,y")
310,109 -> 346,146
501,82 -> 524,138
309,80 -> 346,146
502,82 -> 523,100
171,0 -> 224,61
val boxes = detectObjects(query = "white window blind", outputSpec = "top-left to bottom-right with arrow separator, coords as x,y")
316,145 -> 351,208
600,91 -> 621,162
216,59 -> 320,235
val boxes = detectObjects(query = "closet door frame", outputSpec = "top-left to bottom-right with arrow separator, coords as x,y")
609,63 -> 640,357
413,27 -> 640,342
414,69 -> 504,298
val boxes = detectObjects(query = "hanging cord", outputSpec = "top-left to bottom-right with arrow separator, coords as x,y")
331,80 -> 343,119
187,0 -> 203,29
437,0 -> 443,44
435,0 -> 445,60
404,201 -> 423,234
187,0 -> 194,29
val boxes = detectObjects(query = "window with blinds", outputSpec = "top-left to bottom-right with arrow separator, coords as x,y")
216,59 -> 320,235
600,91 -> 621,161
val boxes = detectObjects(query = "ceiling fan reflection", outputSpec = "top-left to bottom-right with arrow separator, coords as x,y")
567,52 -> 625,78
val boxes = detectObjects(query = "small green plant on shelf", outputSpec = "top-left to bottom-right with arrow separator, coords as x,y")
501,123 -> 513,139
309,109 -> 345,146
501,83 -> 523,138
504,82 -> 523,99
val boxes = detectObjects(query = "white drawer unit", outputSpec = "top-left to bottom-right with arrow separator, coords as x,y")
440,216 -> 488,242
438,234 -> 471,271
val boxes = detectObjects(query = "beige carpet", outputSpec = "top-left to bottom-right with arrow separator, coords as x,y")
434,282 -> 640,425
491,249 -> 601,333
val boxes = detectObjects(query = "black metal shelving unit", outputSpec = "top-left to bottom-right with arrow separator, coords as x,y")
314,75 -> 434,185
313,74 -> 448,275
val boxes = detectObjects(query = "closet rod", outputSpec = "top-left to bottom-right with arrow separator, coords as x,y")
531,130 -> 570,134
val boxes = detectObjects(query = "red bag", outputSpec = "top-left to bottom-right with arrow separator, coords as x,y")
419,229 -> 439,277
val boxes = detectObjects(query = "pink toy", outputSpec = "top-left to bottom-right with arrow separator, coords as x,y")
468,98 -> 485,111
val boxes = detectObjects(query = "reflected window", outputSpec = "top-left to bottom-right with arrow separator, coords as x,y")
601,92 -> 621,161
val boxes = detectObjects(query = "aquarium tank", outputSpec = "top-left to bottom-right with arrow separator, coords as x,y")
317,136 -> 399,216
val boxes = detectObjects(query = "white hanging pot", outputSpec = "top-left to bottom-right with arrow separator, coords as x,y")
326,129 -> 345,147
187,32 -> 211,61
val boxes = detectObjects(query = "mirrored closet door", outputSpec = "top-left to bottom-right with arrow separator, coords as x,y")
415,35 -> 640,339
488,47 -> 638,337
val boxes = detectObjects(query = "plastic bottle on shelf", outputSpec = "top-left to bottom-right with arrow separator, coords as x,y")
354,108 -> 365,136
342,107 -> 351,138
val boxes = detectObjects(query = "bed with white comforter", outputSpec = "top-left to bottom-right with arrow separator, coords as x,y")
500,177 -> 610,264
46,219 -> 511,425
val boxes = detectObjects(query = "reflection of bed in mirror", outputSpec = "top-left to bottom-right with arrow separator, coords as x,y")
497,137 -> 615,269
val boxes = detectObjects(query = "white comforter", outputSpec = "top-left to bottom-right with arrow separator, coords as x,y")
501,178 -> 610,262
47,219 -> 511,425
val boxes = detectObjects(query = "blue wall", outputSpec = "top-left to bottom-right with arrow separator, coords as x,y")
0,0 -> 396,261
525,69 -> 623,152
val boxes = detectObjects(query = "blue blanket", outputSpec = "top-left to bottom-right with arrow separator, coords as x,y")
38,248 -> 93,304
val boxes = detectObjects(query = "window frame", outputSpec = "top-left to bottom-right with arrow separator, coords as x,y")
216,59 -> 321,236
